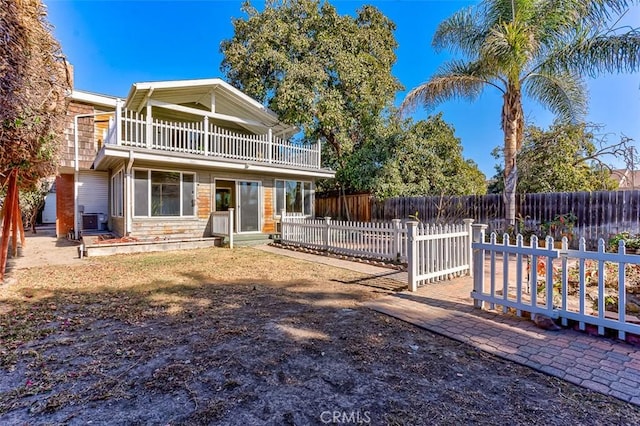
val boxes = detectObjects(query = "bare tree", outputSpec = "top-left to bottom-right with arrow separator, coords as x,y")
0,0 -> 70,278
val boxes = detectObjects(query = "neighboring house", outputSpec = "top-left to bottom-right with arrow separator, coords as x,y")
611,169 -> 640,191
56,78 -> 334,240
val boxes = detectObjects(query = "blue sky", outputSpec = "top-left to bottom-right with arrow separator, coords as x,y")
46,0 -> 640,177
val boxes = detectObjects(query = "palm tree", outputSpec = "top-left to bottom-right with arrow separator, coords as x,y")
401,0 -> 640,225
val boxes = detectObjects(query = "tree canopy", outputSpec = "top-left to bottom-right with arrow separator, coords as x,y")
343,113 -> 486,198
0,0 -> 70,190
401,0 -> 640,224
488,122 -> 621,193
220,0 -> 402,172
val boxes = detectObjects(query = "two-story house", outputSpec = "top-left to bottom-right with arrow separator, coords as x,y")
56,78 -> 334,241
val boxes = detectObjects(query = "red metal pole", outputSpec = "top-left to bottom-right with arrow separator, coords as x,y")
0,170 -> 18,280
11,187 -> 19,258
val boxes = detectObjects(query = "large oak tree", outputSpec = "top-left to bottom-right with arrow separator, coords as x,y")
221,0 -> 402,183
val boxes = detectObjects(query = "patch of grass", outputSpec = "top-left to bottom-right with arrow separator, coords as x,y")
2,246 -> 640,425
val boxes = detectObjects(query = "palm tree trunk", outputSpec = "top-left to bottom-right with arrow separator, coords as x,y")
502,86 -> 523,227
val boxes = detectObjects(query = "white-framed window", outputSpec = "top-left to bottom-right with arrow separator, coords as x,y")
275,180 -> 313,216
111,169 -> 124,217
133,169 -> 195,217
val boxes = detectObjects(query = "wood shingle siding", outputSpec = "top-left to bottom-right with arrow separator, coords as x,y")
263,184 -> 275,233
197,182 -> 212,219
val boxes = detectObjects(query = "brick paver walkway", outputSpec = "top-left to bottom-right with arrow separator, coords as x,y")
255,244 -> 640,406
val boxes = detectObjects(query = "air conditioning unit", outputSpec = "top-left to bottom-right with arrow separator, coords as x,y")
82,214 -> 98,230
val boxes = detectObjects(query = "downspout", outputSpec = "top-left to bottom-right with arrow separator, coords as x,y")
73,115 -> 80,240
73,111 -> 114,240
125,150 -> 134,235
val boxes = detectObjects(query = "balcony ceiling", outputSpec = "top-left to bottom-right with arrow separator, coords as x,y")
124,79 -> 297,138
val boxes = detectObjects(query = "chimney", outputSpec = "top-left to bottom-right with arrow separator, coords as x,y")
65,61 -> 74,90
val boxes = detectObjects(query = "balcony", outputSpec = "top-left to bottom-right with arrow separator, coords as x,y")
104,109 -> 322,170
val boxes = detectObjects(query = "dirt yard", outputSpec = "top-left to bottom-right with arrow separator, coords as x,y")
1,246 -> 639,425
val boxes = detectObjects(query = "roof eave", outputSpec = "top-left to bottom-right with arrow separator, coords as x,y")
70,90 -> 118,109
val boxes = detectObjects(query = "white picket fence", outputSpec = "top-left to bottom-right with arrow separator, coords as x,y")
471,225 -> 640,340
281,217 -> 406,261
281,216 -> 474,290
211,209 -> 234,249
406,220 -> 474,291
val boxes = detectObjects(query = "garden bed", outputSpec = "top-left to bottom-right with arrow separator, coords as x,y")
81,235 -> 222,257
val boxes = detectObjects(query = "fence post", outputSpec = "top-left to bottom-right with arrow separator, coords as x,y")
463,218 -> 475,276
323,217 -> 331,251
228,208 -> 234,249
471,223 -> 488,309
280,208 -> 287,240
391,218 -> 402,261
407,221 -> 418,292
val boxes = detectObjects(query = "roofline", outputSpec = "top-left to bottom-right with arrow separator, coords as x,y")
70,90 -> 118,109
125,78 -> 275,114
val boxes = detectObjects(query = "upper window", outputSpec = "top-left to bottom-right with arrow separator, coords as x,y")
134,169 -> 195,217
275,180 -> 313,216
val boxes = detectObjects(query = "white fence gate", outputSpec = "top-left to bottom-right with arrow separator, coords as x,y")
471,224 -> 640,340
406,220 -> 474,291
211,209 -> 234,248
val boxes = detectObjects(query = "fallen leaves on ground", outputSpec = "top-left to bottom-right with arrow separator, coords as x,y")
1,247 -> 639,425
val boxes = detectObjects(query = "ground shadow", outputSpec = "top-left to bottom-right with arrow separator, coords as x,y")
1,250 -> 638,425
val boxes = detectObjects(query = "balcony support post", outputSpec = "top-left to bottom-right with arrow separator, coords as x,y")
146,104 -> 152,149
268,128 -> 273,163
203,116 -> 209,156
115,98 -> 122,146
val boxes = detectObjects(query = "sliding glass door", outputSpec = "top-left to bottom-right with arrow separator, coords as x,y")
237,181 -> 260,233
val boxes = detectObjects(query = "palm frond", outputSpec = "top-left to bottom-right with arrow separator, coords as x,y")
563,30 -> 640,77
484,0 -> 515,26
523,71 -> 587,122
482,20 -> 540,75
432,6 -> 487,57
529,1 -> 585,44
581,0 -> 636,25
399,60 -> 499,114
529,0 -> 634,25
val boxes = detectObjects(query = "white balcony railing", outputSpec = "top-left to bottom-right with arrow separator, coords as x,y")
105,109 -> 321,170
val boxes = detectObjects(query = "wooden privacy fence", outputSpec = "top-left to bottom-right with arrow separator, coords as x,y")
315,190 -> 640,248
315,193 -> 372,222
471,225 -> 640,340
